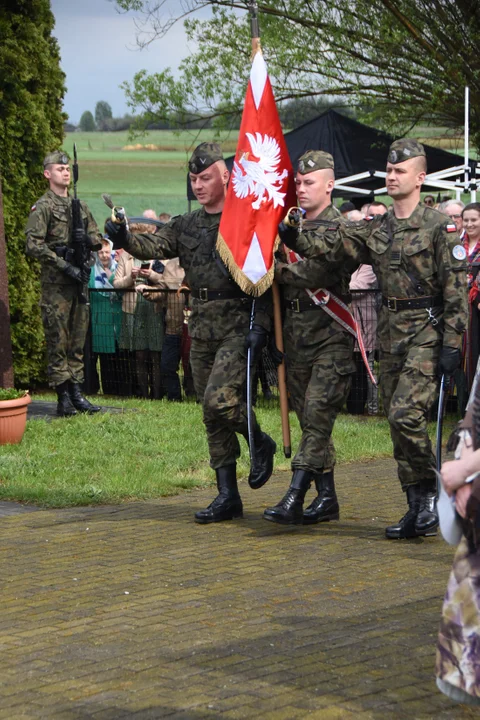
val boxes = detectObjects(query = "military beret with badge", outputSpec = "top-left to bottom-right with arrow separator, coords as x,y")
297,150 -> 335,174
387,139 -> 426,165
188,142 -> 224,174
43,150 -> 70,168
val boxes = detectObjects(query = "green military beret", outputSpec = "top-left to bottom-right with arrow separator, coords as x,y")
188,142 -> 224,174
387,139 -> 426,165
43,150 -> 70,168
297,150 -> 334,174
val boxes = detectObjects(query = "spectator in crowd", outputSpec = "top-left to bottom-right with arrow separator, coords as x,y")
366,201 -> 388,216
349,264 -> 379,415
113,224 -> 165,399
424,194 -> 435,207
338,200 -> 356,216
159,212 -> 172,223
436,388 -> 480,706
440,199 -> 465,237
143,257 -> 186,401
88,238 -> 125,395
460,203 -> 480,402
347,209 -> 364,221
143,209 -> 158,220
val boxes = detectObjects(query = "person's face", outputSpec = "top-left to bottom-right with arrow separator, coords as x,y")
463,209 -> 480,241
368,204 -> 387,216
44,163 -> 71,190
295,169 -> 334,215
189,162 -> 229,210
445,204 -> 464,233
386,158 -> 425,200
424,196 -> 435,207
98,245 -> 112,268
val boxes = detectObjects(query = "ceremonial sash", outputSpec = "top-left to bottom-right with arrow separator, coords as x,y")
286,248 -> 377,385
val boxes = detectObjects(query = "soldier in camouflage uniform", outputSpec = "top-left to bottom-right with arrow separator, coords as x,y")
25,151 -> 102,417
106,143 -> 276,524
263,150 -> 356,525
287,139 -> 468,539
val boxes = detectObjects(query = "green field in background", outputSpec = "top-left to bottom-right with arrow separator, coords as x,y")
63,130 -> 240,225
63,128 -> 474,228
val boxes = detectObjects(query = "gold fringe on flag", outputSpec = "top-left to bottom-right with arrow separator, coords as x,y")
216,231 -> 280,297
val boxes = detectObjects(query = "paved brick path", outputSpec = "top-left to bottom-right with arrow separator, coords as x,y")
0,458 -> 477,719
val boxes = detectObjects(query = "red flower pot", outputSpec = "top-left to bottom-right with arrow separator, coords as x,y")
0,393 -> 31,445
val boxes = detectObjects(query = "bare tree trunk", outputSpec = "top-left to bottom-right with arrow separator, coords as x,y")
0,177 -> 14,388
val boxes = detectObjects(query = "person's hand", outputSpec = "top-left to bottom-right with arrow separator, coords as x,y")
441,458 -> 470,495
245,324 -> 268,366
131,266 -> 140,280
63,262 -> 82,283
278,221 -> 299,246
139,267 -> 151,279
135,283 -> 149,295
455,483 -> 473,519
438,346 -> 461,378
73,228 -> 86,244
105,219 -> 128,249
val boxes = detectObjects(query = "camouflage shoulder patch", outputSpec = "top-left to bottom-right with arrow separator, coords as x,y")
30,204 -> 36,212
446,223 -> 457,233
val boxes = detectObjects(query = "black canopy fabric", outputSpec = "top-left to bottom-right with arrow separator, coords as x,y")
187,109 -> 466,201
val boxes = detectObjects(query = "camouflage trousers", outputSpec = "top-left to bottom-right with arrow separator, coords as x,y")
379,346 -> 439,490
40,284 -> 89,388
286,326 -> 355,474
189,336 -> 260,469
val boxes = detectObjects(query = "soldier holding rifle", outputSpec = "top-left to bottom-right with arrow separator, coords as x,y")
25,150 -> 102,417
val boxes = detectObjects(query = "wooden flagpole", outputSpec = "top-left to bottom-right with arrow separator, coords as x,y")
248,1 -> 291,458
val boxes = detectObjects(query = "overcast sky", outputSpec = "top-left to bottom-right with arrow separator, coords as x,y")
50,0 -> 199,124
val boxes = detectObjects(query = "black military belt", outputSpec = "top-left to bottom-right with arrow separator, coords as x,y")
284,299 -> 319,312
382,294 -> 442,312
191,287 -> 248,301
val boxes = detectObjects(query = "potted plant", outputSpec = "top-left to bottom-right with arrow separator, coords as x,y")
0,389 -> 31,445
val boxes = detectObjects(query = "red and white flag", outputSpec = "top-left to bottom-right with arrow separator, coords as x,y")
216,51 -> 296,295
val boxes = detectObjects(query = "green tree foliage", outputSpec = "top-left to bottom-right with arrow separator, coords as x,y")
115,0 -> 480,149
0,0 -> 66,385
79,110 -> 96,132
95,100 -> 113,131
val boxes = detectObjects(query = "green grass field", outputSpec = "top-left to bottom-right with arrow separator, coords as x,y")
63,130 -> 240,223
0,396 -> 397,507
63,127 -> 474,228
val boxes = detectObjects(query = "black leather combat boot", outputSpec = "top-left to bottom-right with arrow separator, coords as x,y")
303,470 -> 340,524
56,381 -> 77,417
195,464 -> 243,524
415,484 -> 438,536
248,430 -> 277,489
385,485 -> 421,539
263,470 -> 311,525
69,383 -> 101,414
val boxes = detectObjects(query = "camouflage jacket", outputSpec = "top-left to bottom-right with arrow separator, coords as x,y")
291,203 -> 468,354
122,207 -> 271,341
25,189 -> 102,286
277,204 -> 352,298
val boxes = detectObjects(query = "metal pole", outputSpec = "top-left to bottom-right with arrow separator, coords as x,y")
465,87 -> 471,199
246,299 -> 256,462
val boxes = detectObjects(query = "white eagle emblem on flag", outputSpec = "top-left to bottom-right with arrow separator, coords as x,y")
232,132 -> 289,210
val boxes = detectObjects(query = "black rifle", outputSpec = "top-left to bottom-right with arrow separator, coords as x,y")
71,143 -> 89,304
